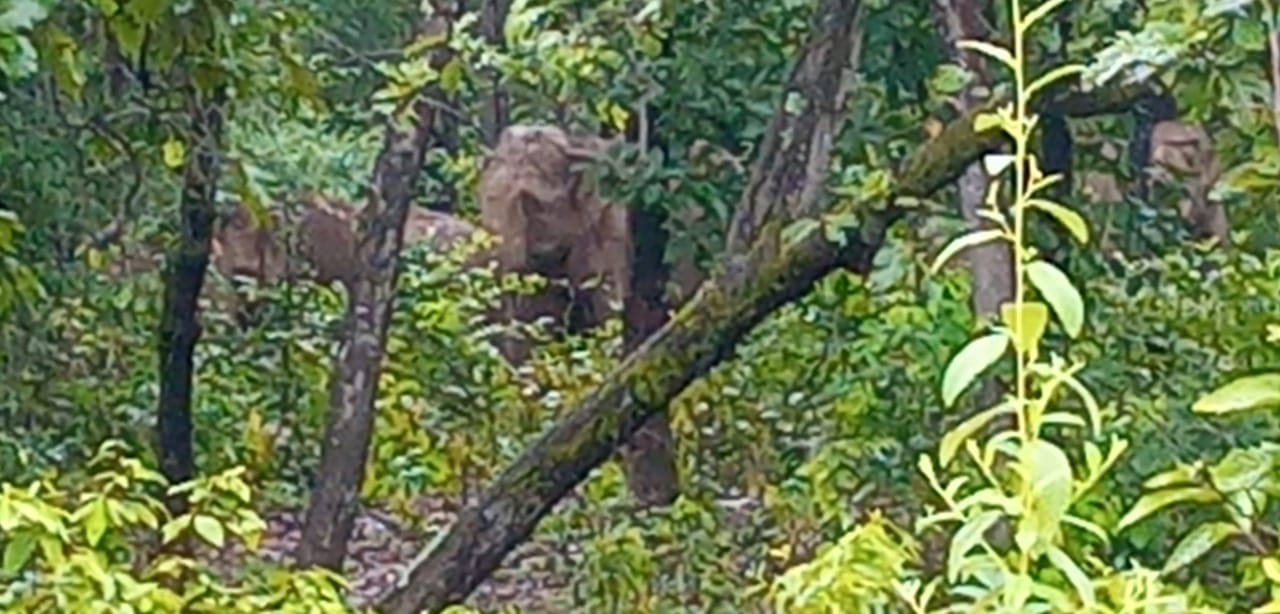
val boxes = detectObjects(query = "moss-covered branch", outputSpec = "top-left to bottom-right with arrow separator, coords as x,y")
373,81 -> 1151,614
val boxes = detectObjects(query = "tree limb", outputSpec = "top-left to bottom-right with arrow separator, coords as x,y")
296,1 -> 459,570
374,57 -> 1151,614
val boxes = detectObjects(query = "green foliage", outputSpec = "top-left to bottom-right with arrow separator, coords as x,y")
0,440 -> 356,612
1,0 -> 1280,610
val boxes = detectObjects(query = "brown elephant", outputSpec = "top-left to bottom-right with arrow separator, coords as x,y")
210,192 -> 484,325
1146,120 -> 1229,243
477,125 -> 632,363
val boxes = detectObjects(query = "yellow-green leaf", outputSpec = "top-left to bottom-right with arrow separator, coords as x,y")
947,509 -> 1002,582
1261,557 -> 1280,584
192,514 -> 225,548
939,401 -> 1014,468
956,39 -> 1016,70
1026,260 -> 1084,338
1192,373 -> 1280,415
162,138 -> 185,169
930,228 -> 1005,274
1000,301 -> 1049,353
1255,598 -> 1280,614
973,111 -> 1003,133
1142,463 -> 1201,490
1209,448 -> 1273,493
1046,544 -> 1096,607
1117,487 -> 1221,530
1021,0 -> 1072,32
1027,198 -> 1089,245
1162,521 -> 1240,574
1025,64 -> 1085,101
440,56 -> 465,94
1023,439 -> 1074,524
2,533 -> 36,575
83,497 -> 108,546
941,333 -> 1010,408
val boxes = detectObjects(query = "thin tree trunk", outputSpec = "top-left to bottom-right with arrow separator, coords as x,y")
371,80 -> 1148,614
1268,25 -> 1280,148
620,180 -> 681,508
295,4 -> 458,571
479,0 -> 511,146
617,29 -> 680,509
934,0 -> 1012,410
156,83 -> 227,519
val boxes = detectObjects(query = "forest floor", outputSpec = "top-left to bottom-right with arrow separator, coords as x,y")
200,489 -> 772,613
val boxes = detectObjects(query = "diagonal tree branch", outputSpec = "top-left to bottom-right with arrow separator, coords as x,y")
374,36 -> 1150,614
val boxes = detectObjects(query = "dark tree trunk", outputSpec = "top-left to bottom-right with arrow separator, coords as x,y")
370,80 -> 1148,613
620,169 -> 680,508
479,0 -> 511,146
1039,4 -> 1076,263
155,83 -> 227,519
295,4 -> 458,572
616,32 -> 680,509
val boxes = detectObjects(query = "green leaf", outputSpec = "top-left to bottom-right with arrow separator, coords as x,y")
781,217 -> 820,248
0,0 -> 50,31
162,138 -> 185,170
939,401 -> 1014,468
1142,463 -> 1201,490
1001,301 -> 1049,353
1192,373 -> 1280,414
1162,521 -> 1240,574
1045,544 -> 1096,607
192,514 -> 225,548
941,333 -> 1010,408
1022,439 -> 1074,526
1117,487 -> 1221,530
2,533 -> 36,575
83,498 -> 108,547
1209,448 -> 1274,493
947,509 -> 1002,582
1020,0 -> 1071,31
1027,198 -> 1089,244
956,39 -> 1016,70
930,63 -> 973,95
930,229 -> 1005,274
1025,64 -> 1085,102
1026,260 -> 1084,338
983,153 -> 1016,177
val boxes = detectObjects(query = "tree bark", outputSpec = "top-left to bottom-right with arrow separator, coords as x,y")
723,0 -> 867,257
1269,25 -> 1280,148
373,57 -> 1150,614
616,25 -> 680,510
296,4 -> 458,571
156,83 -> 227,519
620,184 -> 681,508
478,0 -> 512,146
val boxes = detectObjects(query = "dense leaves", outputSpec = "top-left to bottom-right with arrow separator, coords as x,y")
0,0 -> 1278,611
